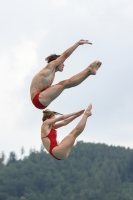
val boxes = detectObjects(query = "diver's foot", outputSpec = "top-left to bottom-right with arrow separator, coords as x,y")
85,104 -> 92,117
89,60 -> 102,75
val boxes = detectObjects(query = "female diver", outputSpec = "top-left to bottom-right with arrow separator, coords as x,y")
41,104 -> 92,160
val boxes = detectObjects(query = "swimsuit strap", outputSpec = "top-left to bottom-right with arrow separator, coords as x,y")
41,128 -> 55,139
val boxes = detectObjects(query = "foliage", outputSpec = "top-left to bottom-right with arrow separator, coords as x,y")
0,142 -> 133,200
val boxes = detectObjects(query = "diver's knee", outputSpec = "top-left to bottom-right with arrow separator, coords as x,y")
58,80 -> 68,88
60,153 -> 69,160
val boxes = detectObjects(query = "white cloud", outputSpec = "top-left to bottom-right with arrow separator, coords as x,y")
122,3 -> 133,18
0,0 -> 133,158
0,30 -> 48,140
53,0 -> 68,6
73,5 -> 88,17
39,0 -> 68,7
0,41 -> 37,91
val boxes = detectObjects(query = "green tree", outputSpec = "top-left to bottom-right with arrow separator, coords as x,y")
20,196 -> 27,200
6,197 -> 19,200
21,147 -> 25,159
7,152 -> 17,164
0,142 -> 133,200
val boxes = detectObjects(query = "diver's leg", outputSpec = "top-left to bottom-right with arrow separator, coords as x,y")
52,104 -> 92,160
39,61 -> 101,106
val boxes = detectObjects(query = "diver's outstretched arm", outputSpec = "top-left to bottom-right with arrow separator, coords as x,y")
46,110 -> 85,126
46,39 -> 92,70
53,110 -> 84,129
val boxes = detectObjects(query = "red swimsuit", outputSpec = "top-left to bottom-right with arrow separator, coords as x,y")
32,92 -> 47,109
42,128 -> 61,160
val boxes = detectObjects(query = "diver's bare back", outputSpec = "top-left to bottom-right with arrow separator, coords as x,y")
30,66 -> 55,100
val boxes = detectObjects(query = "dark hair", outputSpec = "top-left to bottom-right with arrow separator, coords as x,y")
45,54 -> 60,63
42,109 -> 62,122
